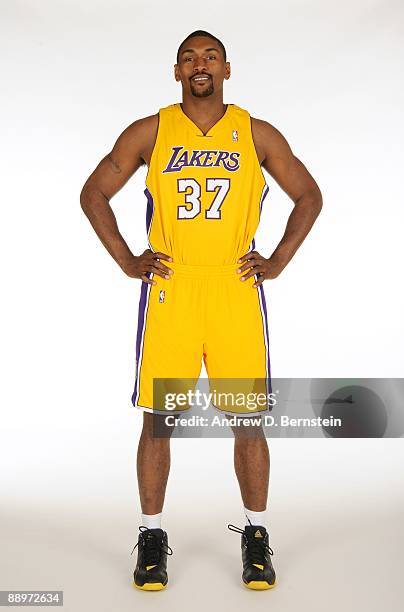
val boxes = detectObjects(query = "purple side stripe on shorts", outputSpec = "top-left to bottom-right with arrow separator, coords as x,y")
135,281 -> 149,367
259,284 -> 272,383
256,281 -> 272,407
131,188 -> 155,406
131,279 -> 151,406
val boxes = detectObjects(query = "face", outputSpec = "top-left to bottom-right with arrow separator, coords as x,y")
174,36 -> 231,98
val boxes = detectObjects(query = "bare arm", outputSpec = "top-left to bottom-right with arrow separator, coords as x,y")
80,114 -> 172,283
239,118 -> 323,285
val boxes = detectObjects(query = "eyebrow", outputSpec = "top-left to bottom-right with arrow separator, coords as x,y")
180,47 -> 220,55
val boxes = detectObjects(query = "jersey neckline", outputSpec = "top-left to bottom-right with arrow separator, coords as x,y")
175,102 -> 232,138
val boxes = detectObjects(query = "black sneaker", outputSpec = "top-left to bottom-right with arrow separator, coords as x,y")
131,526 -> 173,591
228,521 -> 276,590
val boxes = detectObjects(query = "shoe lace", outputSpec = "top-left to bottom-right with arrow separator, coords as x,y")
130,526 -> 173,565
227,522 -> 274,565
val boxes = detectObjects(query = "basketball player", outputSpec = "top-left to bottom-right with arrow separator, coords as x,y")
80,30 -> 322,591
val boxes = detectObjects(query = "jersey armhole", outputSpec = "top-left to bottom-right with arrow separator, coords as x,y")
145,110 -> 161,186
248,115 -> 268,187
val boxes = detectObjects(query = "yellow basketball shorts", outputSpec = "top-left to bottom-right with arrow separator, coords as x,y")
131,261 -> 272,416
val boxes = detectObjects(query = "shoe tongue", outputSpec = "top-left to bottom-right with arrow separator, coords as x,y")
146,527 -> 164,535
245,525 -> 266,539
145,528 -> 164,538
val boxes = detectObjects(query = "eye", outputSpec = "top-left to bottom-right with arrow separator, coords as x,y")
207,55 -> 216,60
184,56 -> 193,62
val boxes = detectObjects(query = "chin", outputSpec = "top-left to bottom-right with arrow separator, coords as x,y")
190,85 -> 215,98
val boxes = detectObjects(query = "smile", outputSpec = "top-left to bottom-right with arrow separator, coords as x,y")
192,75 -> 211,82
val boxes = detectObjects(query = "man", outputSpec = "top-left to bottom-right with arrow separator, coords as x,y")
80,30 -> 322,591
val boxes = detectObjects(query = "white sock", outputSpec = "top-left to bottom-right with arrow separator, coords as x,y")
141,512 -> 162,529
244,507 -> 270,545
244,507 -> 267,527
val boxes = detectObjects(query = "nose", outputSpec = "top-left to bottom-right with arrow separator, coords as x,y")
193,56 -> 208,71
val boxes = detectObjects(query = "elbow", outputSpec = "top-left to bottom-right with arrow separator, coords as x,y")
80,182 -> 91,214
80,181 -> 103,216
295,187 -> 323,215
305,187 -> 323,216
314,190 -> 323,215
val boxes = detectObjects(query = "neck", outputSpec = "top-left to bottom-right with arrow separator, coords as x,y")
180,94 -> 227,125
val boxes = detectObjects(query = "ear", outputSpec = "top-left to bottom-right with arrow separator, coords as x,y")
224,61 -> 231,80
174,64 -> 181,82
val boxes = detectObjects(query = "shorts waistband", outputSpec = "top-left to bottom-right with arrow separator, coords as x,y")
162,260 -> 241,278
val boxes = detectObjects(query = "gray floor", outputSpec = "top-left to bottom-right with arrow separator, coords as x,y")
1,439 -> 403,612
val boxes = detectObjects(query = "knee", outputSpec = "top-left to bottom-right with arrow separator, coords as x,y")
231,424 -> 266,440
141,412 -> 173,441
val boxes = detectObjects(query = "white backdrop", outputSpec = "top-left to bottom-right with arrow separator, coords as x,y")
1,1 -> 403,610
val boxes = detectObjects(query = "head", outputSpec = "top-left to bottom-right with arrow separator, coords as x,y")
174,30 -> 231,99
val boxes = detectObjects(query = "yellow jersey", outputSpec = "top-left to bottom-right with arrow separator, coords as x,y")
144,102 -> 268,266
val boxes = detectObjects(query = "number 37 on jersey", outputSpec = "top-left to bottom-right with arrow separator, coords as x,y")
177,178 -> 230,220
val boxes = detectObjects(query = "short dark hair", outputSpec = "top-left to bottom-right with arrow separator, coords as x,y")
176,30 -> 227,63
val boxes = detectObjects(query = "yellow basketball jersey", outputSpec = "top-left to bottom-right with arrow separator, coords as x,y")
144,103 -> 268,265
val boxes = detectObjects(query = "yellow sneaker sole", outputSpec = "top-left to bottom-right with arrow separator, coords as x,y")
244,580 -> 276,590
133,581 -> 167,591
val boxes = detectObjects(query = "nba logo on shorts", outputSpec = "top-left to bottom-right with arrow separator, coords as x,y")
159,290 -> 165,303
232,130 -> 238,142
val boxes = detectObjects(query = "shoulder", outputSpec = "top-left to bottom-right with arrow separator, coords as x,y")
118,113 -> 159,145
250,116 -> 293,163
250,117 -> 288,146
117,104 -> 178,145
110,113 -> 160,165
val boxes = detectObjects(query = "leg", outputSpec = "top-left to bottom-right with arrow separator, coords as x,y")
231,420 -> 269,511
227,419 -> 276,589
132,412 -> 174,591
203,271 -> 271,510
137,412 -> 173,514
